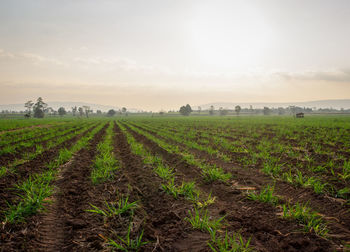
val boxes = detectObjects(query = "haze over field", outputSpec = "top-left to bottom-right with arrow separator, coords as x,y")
0,0 -> 350,111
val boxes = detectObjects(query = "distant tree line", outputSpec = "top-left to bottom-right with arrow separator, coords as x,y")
20,97 -> 129,118
1,100 -> 350,118
174,104 -> 350,116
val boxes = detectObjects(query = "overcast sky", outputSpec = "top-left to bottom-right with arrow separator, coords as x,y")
0,0 -> 349,110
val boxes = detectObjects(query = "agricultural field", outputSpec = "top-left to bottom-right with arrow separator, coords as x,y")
0,116 -> 349,251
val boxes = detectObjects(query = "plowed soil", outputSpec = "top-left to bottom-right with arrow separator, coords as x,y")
129,123 -> 350,245
0,124 -> 106,251
123,122 -> 340,251
0,125 -> 98,221
0,119 -> 348,251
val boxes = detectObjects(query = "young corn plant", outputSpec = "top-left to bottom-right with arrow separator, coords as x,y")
248,185 -> 279,205
154,163 -> 174,180
262,160 -> 283,177
208,229 -> 252,252
87,196 -> 138,219
185,207 -> 225,232
161,179 -> 200,201
108,222 -> 148,251
337,187 -> 350,199
4,171 -> 54,223
281,203 -> 328,237
196,192 -> 216,208
202,166 -> 232,183
0,166 -> 7,177
91,122 -> 119,184
338,160 -> 350,181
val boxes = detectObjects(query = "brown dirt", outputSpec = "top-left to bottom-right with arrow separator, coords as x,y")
113,122 -> 208,251
0,124 -> 98,221
0,123 -> 108,251
129,122 -> 350,244
123,122 -> 340,251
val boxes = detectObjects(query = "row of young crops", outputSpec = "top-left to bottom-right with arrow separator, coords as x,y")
0,116 -> 349,251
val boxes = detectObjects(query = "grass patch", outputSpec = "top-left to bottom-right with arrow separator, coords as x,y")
248,185 -> 279,205
185,207 -> 225,232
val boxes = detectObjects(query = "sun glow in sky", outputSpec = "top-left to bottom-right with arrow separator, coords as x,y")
0,0 -> 350,110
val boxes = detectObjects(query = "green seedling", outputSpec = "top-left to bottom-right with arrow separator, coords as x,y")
338,161 -> 350,180
281,202 -> 328,237
248,185 -> 279,205
185,207 -> 224,232
87,197 -> 138,218
196,192 -> 216,208
202,166 -> 232,183
108,222 -> 148,251
154,163 -> 174,180
208,229 -> 252,252
4,171 -> 53,223
161,179 -> 200,201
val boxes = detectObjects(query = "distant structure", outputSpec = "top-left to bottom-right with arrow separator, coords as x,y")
296,112 -> 304,118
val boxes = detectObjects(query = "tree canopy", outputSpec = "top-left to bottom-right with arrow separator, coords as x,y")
179,104 -> 192,116
107,109 -> 116,117
33,97 -> 47,118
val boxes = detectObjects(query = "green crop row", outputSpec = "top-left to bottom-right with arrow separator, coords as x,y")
3,122 -> 107,224
91,121 -> 120,184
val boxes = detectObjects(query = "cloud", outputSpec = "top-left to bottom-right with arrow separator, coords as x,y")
72,56 -> 173,75
0,48 -> 66,66
1,48 -> 350,84
273,69 -> 350,82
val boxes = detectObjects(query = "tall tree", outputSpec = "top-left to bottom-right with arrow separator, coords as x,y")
107,109 -> 116,117
263,107 -> 270,115
78,107 -> 84,117
235,105 -> 241,116
58,107 -> 66,117
179,104 -> 192,116
83,106 -> 91,118
219,107 -> 228,116
24,100 -> 34,117
72,106 -> 77,116
209,105 -> 215,115
33,97 -> 47,118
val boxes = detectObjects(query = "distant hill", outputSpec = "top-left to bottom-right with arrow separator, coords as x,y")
198,99 -> 350,110
0,101 -> 142,112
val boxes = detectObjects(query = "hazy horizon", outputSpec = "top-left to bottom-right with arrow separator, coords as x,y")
1,0 -> 350,111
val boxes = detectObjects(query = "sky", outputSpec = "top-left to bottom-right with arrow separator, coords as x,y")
0,0 -> 350,111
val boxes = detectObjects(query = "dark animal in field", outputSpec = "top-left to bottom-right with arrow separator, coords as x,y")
24,113 -> 30,118
296,112 -> 304,118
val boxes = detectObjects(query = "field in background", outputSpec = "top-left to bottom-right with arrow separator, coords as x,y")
0,115 -> 349,251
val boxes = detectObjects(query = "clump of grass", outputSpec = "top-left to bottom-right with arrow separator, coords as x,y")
0,166 -> 7,177
154,163 -> 174,180
91,152 -> 119,184
185,207 -> 224,232
281,202 -> 328,237
262,160 -> 283,176
202,166 -> 232,183
196,192 -> 216,208
283,170 -> 327,194
248,185 -> 279,205
87,196 -> 138,219
91,123 -> 119,184
108,222 -> 148,251
161,179 -> 200,201
338,160 -> 350,180
4,171 -> 53,223
208,230 -> 252,252
337,187 -> 350,199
